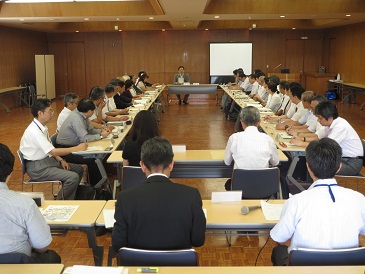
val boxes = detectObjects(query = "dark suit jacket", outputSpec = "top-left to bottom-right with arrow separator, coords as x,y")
112,175 -> 206,252
113,93 -> 132,109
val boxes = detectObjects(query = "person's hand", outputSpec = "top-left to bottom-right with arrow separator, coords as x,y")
101,128 -> 110,138
100,100 -> 106,109
120,108 -> 129,115
119,116 -> 129,121
290,136 -> 304,146
287,128 -> 297,136
276,123 -> 286,130
286,125 -> 292,133
107,125 -> 115,131
61,159 -> 70,170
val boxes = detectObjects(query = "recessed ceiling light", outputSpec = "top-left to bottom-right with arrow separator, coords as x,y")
84,18 -> 89,21
162,29 -> 165,31
205,29 -> 208,31
119,30 -> 122,32
117,18 -> 120,21
346,14 -> 351,17
149,17 -> 154,20
292,27 -> 296,29
280,15 -> 285,18
49,18 -> 54,21
19,18 -> 25,21
214,16 -> 219,19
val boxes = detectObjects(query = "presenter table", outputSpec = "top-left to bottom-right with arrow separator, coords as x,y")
0,264 -> 64,274
40,200 -> 106,266
167,84 -> 219,105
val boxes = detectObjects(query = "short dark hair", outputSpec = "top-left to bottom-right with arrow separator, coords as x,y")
315,101 -> 338,120
269,75 -> 280,86
105,84 -> 115,94
311,95 -> 327,104
238,71 -> 246,78
268,83 -> 278,93
141,137 -> 174,171
178,66 -> 185,70
89,86 -> 105,100
289,82 -> 305,99
306,138 -> 342,179
239,106 -> 260,126
77,98 -> 96,113
0,143 -> 15,182
124,79 -> 134,90
110,79 -> 125,88
31,98 -> 51,118
63,93 -> 79,107
279,81 -> 289,90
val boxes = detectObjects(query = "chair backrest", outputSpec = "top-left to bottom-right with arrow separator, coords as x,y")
121,166 -> 146,191
0,252 -> 32,264
118,247 -> 198,266
231,167 -> 280,199
289,247 -> 365,266
17,149 -> 27,183
50,133 -> 58,147
361,139 -> 365,166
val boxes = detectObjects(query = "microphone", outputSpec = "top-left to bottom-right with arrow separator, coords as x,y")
273,64 -> 282,72
241,205 -> 261,215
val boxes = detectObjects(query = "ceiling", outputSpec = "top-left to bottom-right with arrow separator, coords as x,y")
0,0 -> 365,32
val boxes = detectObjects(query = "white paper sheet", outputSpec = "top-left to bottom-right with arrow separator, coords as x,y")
260,200 -> 284,221
86,146 -> 104,151
211,191 -> 242,203
103,209 -> 116,228
40,205 -> 79,222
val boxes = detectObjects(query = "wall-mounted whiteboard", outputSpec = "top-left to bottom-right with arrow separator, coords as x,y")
209,42 -> 253,76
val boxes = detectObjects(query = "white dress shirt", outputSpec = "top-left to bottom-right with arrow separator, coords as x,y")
270,178 -> 365,253
224,126 -> 279,169
289,101 -> 305,121
20,118 -> 54,160
250,81 -> 259,95
279,94 -> 291,115
316,117 -> 363,157
106,95 -> 117,111
56,107 -> 72,132
266,92 -> 282,113
298,109 -> 317,126
240,77 -> 250,90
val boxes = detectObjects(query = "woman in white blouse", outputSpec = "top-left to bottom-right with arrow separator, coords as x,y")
262,83 -> 282,113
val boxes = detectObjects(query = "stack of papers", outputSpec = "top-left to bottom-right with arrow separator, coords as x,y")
277,132 -> 293,139
69,265 -> 123,274
260,200 -> 284,221
40,205 -> 79,222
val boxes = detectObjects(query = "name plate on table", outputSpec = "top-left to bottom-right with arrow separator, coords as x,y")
172,145 -> 186,153
212,191 -> 242,203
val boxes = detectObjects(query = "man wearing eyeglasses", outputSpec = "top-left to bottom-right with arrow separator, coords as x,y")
20,98 -> 87,200
56,92 -> 79,132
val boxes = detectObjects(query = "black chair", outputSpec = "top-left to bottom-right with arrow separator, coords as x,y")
231,167 -> 281,199
117,247 -> 198,266
0,253 -> 32,264
121,166 -> 146,191
289,247 -> 365,266
17,149 -> 64,199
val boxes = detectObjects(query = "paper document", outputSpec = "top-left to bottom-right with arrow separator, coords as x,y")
211,191 -> 242,203
203,208 -> 207,219
69,265 -> 123,274
86,146 -> 104,151
103,209 -> 116,228
278,132 -> 293,139
40,205 -> 79,222
260,200 -> 284,221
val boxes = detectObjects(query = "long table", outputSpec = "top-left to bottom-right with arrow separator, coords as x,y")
167,84 -> 219,105
0,86 -> 27,112
40,200 -> 106,266
124,266 -> 365,274
0,264 -> 64,274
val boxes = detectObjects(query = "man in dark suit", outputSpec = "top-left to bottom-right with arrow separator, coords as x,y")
112,137 -> 206,252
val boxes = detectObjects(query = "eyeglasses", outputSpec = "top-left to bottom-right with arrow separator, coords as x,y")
43,109 -> 55,115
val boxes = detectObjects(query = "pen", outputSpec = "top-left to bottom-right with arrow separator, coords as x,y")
137,267 -> 159,273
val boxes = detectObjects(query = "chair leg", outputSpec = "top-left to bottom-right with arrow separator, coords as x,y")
107,245 -> 117,266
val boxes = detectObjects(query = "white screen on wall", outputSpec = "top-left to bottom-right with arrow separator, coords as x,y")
209,43 -> 253,76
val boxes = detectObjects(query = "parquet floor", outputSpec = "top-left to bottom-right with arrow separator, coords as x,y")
0,93 -> 364,267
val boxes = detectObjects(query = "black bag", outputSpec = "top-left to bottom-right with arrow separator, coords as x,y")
95,185 -> 113,201
75,184 -> 96,200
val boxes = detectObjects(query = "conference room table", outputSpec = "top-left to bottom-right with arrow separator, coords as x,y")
167,84 -> 219,105
0,86 -> 27,112
40,200 -> 106,266
123,266 -> 365,274
0,264 -> 64,274
96,199 -> 284,266
107,149 -> 287,197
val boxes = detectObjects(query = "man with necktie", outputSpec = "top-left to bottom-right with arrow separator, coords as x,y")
173,65 -> 190,105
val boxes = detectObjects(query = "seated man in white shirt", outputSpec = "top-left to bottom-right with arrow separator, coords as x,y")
224,106 -> 279,192
56,92 -> 79,132
276,90 -> 316,130
270,138 -> 365,266
104,84 -> 129,117
0,144 -> 61,263
20,99 -> 86,200
291,101 -> 363,176
275,81 -> 291,116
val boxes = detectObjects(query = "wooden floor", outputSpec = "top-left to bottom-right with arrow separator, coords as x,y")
0,94 -> 364,267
